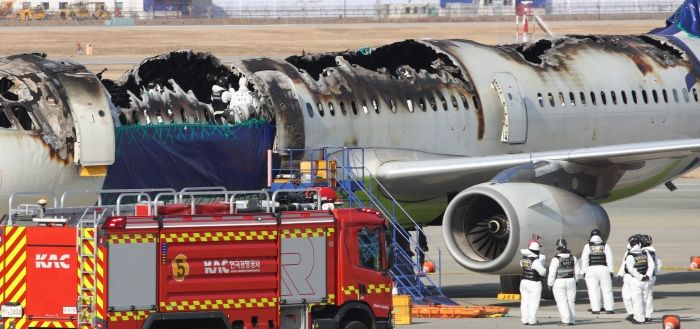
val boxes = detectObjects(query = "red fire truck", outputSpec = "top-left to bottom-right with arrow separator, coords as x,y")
0,189 -> 393,329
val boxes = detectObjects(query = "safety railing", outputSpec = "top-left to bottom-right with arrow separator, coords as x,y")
270,147 -> 450,304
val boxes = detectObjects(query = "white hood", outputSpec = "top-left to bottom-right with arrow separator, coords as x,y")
590,235 -> 603,244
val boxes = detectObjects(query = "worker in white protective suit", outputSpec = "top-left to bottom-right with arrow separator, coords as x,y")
640,234 -> 661,323
581,229 -> 615,314
228,76 -> 256,123
616,235 -> 638,321
519,241 -> 546,326
547,239 -> 579,326
624,236 -> 655,324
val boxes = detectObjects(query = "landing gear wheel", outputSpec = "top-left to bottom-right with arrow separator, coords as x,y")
341,320 -> 368,329
499,275 -> 521,294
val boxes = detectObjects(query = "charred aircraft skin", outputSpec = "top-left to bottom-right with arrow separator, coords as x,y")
104,34 -> 700,276
108,35 -> 699,199
0,53 -> 115,215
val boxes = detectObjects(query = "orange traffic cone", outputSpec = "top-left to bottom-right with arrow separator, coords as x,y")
663,315 -> 680,329
689,256 -> 700,270
422,261 -> 435,274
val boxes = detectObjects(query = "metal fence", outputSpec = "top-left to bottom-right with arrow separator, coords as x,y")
0,1 -> 685,22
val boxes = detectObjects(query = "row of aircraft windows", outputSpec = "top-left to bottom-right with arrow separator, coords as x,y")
537,87 -> 700,109
0,107 -> 38,131
306,93 -> 480,118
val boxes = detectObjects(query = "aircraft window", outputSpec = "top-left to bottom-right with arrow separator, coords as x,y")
407,99 -> 414,113
682,88 -> 690,102
508,93 -> 513,101
569,92 -> 576,106
429,97 -> 437,111
419,98 -> 426,112
579,92 -> 586,106
621,91 -> 628,104
652,90 -> 659,103
671,89 -> 678,103
12,106 -> 36,131
328,102 -> 335,116
372,99 -> 380,114
642,90 -> 649,104
472,96 -> 480,110
599,91 -> 607,105
389,98 -> 397,113
590,91 -> 597,106
451,96 -> 459,110
538,93 -> 544,107
351,101 -> 358,115
693,88 -> 699,102
306,103 -> 314,117
461,94 -> 470,110
317,102 -> 325,117
548,93 -> 555,107
611,91 -> 617,105
339,102 -> 347,115
0,110 -> 13,128
440,96 -> 448,111
631,90 -> 638,104
663,89 -> 670,103
362,100 -> 369,115
557,92 -> 566,107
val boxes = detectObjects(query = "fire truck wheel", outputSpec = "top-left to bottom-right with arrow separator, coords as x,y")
340,320 -> 368,329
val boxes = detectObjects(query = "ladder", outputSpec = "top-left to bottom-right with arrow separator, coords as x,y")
76,208 -> 108,329
269,147 -> 454,304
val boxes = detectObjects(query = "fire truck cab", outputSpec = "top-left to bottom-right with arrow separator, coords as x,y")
0,188 -> 393,329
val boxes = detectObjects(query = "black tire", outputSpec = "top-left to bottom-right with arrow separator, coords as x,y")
341,321 -> 368,329
500,275 -> 521,294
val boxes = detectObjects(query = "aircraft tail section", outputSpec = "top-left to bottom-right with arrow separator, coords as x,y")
653,0 -> 700,36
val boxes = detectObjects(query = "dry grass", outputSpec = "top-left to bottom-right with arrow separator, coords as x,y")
0,20 -> 661,59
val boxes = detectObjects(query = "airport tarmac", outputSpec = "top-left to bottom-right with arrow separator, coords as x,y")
412,178 -> 700,328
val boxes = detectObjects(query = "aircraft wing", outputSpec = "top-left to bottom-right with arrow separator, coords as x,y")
376,139 -> 700,201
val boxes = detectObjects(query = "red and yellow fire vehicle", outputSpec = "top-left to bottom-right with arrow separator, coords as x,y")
0,188 -> 393,329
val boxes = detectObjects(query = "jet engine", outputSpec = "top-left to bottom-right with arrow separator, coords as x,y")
443,182 -> 610,274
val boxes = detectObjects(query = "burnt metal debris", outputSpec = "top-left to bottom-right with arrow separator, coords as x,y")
0,53 -> 93,161
500,34 -> 688,69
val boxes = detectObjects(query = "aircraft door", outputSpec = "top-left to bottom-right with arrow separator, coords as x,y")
492,72 -> 527,144
56,72 -> 115,167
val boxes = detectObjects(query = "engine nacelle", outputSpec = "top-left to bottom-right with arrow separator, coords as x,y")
443,182 -> 610,274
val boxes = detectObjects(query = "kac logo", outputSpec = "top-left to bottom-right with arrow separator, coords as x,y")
35,254 -> 70,269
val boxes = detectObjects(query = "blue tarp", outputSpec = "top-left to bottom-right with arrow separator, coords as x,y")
654,0 -> 700,36
102,121 -> 276,192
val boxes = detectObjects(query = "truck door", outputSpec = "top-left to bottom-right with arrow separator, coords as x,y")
339,222 -> 391,316
493,72 -> 528,144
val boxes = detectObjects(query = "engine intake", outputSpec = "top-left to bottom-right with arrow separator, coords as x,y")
443,182 -> 609,274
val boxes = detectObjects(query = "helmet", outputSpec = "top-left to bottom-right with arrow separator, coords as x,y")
590,229 -> 601,237
555,239 -> 567,251
629,236 -> 641,247
640,234 -> 652,247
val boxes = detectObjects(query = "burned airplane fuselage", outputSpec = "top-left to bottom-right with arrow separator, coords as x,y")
0,53 -> 115,214
107,34 -> 700,221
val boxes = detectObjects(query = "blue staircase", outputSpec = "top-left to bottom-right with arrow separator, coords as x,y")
270,147 -> 455,305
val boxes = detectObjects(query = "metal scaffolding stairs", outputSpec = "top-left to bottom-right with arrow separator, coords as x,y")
76,208 -> 108,329
271,148 -> 454,305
